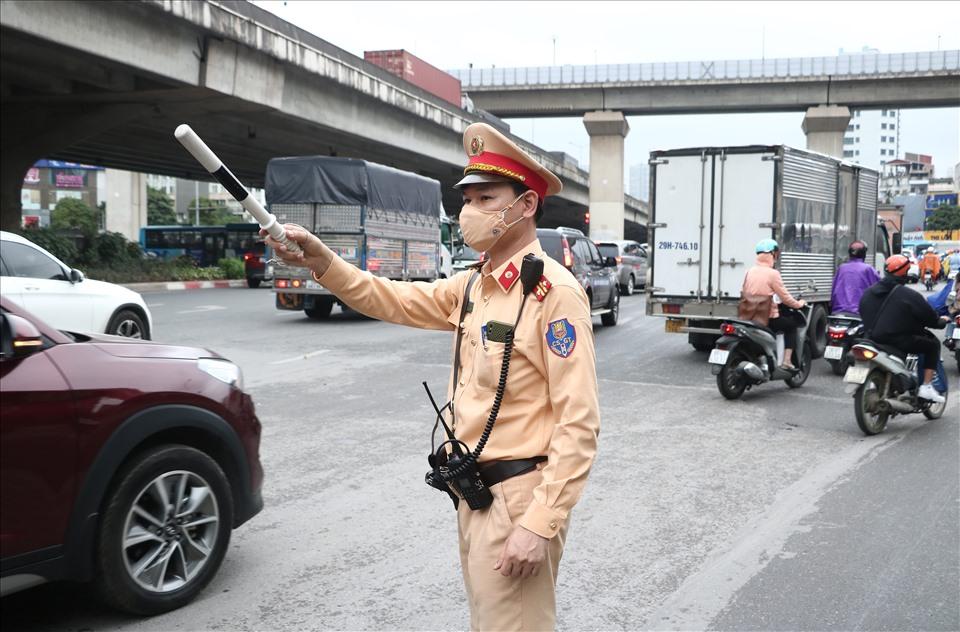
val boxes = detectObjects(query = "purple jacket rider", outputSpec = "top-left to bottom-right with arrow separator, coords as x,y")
831,258 -> 880,314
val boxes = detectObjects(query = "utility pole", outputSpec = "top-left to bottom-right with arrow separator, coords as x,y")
552,36 -> 557,65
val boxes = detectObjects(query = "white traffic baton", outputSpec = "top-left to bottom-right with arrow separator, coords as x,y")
174,124 -> 301,254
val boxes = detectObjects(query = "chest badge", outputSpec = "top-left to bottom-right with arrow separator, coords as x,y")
546,318 -> 576,358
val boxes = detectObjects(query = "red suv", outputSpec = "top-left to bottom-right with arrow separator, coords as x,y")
0,297 -> 263,615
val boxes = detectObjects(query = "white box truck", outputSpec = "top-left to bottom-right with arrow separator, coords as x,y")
268,156 -> 446,319
645,145 -> 891,355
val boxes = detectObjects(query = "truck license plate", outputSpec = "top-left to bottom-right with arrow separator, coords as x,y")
843,365 -> 870,384
824,346 -> 844,360
708,349 -> 730,365
665,319 -> 684,333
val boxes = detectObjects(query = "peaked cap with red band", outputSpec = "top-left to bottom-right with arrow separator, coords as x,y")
455,122 -> 563,200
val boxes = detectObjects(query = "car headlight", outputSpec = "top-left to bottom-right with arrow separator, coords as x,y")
198,358 -> 243,390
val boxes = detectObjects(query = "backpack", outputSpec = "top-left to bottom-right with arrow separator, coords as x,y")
737,293 -> 773,327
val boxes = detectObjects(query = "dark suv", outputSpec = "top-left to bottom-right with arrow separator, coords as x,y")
536,227 -> 619,326
0,297 -> 263,615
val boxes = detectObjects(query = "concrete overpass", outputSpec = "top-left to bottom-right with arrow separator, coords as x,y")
452,51 -> 960,117
451,51 -> 960,238
0,0 -> 647,237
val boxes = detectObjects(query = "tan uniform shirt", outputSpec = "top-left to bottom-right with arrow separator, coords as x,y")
316,238 -> 599,539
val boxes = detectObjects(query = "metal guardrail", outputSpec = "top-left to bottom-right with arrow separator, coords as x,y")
451,50 -> 960,88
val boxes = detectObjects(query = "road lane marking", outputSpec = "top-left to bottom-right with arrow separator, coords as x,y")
176,305 -> 226,315
643,429 -> 912,631
270,349 -> 330,365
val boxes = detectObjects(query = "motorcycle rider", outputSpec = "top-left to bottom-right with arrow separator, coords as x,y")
918,247 -> 941,285
742,239 -> 806,370
946,249 -> 960,278
859,254 -> 949,404
830,240 -> 880,315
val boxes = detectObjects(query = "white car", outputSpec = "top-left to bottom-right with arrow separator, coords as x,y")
0,231 -> 153,339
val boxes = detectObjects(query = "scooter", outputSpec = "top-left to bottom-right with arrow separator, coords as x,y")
710,304 -> 814,400
844,342 -> 949,435
824,313 -> 864,376
923,270 -> 936,291
944,314 -> 960,373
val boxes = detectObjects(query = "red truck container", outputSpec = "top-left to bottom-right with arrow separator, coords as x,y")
364,49 -> 462,107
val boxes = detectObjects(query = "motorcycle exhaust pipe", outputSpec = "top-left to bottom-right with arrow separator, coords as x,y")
884,398 -> 914,413
737,362 -> 765,381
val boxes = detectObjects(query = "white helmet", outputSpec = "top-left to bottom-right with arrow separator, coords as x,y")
926,247 -> 935,253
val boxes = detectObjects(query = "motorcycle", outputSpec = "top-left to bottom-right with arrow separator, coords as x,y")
923,270 -> 935,291
824,313 -> 864,376
944,314 -> 960,373
710,305 -> 814,400
844,342 -> 949,435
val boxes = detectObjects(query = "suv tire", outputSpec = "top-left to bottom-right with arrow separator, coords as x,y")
623,275 -> 635,296
107,309 -> 148,340
601,288 -> 620,327
95,445 -> 233,615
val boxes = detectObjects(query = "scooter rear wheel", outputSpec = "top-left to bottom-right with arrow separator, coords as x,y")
785,342 -> 812,388
854,369 -> 889,435
717,351 -> 748,400
828,359 -> 843,376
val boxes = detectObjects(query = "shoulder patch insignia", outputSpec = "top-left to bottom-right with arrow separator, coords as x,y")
534,275 -> 552,302
545,318 -> 576,358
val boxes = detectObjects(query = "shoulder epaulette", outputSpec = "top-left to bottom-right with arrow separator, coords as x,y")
534,275 -> 552,302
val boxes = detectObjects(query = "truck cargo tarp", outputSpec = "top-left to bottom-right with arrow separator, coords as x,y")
266,156 -> 441,217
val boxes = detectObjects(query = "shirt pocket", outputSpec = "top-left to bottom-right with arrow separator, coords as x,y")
477,341 -> 505,391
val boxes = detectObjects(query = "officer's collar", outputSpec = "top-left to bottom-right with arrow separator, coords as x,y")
482,238 -> 544,293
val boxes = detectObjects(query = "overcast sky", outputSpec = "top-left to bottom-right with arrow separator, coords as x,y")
253,1 -> 960,187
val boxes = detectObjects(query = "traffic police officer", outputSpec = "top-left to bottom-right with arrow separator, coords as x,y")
266,122 -> 600,631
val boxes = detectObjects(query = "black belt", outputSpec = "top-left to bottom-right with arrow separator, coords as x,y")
479,457 -> 547,487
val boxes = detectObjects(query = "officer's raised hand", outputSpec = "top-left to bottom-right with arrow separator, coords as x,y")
262,223 -> 334,276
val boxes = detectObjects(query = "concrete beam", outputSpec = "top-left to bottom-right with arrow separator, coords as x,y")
583,111 -> 629,241
801,105 -> 851,158
466,75 -> 960,118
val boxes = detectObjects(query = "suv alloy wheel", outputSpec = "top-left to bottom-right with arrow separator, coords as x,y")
95,445 -> 233,615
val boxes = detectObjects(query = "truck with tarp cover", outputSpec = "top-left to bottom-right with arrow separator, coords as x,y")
645,145 -> 890,356
268,156 -> 445,319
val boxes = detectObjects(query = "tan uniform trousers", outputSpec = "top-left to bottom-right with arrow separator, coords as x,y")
457,465 -> 569,631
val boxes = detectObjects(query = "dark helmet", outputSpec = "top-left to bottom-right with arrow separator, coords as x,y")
848,240 -> 868,259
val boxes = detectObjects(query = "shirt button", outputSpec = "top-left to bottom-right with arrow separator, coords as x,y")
483,296 -> 489,303
459,379 -> 465,386
549,521 -> 558,530
471,339 -> 477,346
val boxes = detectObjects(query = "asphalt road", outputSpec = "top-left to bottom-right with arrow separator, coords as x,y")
3,285 -> 957,631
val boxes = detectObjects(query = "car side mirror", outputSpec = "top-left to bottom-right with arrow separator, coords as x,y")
2,314 -> 44,359
70,269 -> 84,283
604,256 -> 618,267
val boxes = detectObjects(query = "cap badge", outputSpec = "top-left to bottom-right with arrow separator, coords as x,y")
469,136 -> 485,156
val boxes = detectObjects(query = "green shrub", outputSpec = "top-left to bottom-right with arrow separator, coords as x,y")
217,257 -> 245,279
20,227 -> 79,265
51,198 -> 99,238
93,231 -> 135,265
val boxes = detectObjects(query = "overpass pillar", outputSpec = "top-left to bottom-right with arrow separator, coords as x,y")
583,111 -> 629,240
801,105 -> 851,159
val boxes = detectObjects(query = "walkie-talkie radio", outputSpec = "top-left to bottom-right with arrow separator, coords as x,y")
423,254 -> 544,510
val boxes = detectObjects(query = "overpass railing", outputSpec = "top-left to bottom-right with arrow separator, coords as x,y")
451,50 -> 960,88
